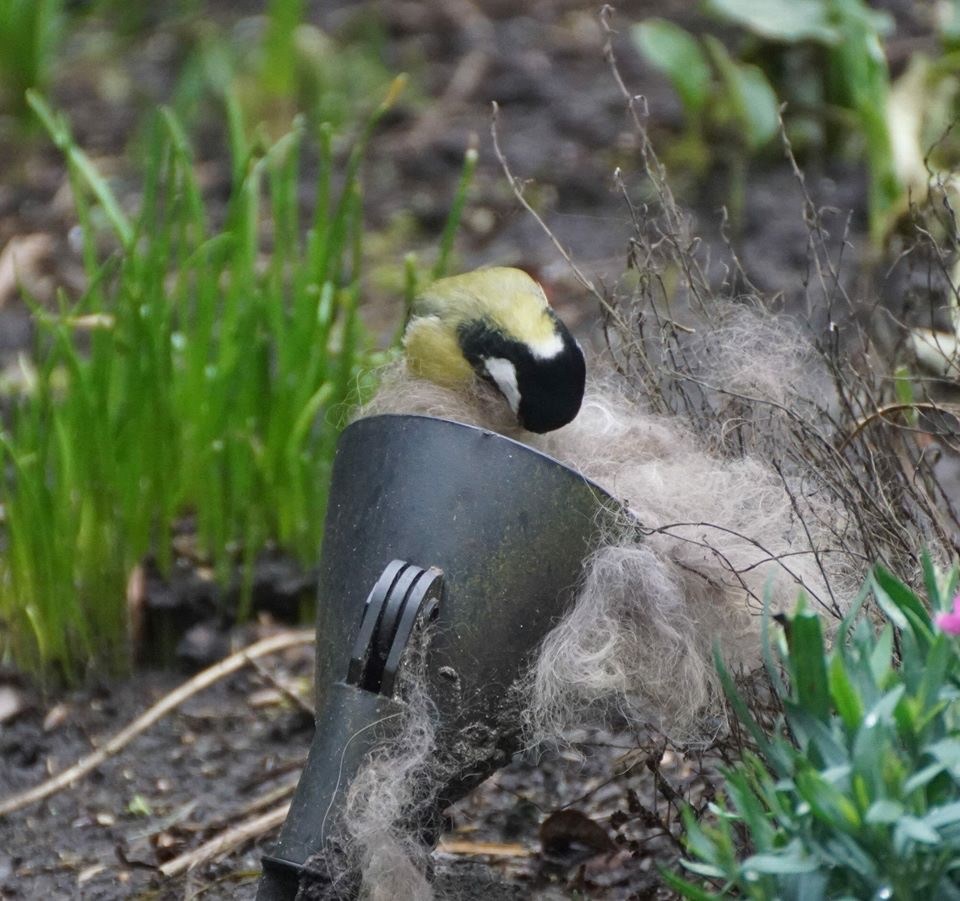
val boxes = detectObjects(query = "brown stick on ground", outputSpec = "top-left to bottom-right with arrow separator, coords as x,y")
0,629 -> 315,818
160,801 -> 292,878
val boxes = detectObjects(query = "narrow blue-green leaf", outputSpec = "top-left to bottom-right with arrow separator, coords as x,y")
795,768 -> 861,830
924,801 -> 960,830
786,609 -> 831,720
903,762 -> 946,794
873,565 -> 933,632
714,644 -> 777,766
829,653 -> 863,733
869,623 -> 894,684
895,815 -> 941,844
743,848 -> 819,874
660,867 -> 720,900
865,799 -> 904,824
921,550 -> 943,611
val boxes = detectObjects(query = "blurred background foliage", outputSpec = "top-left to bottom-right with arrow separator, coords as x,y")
633,0 -> 960,242
0,0 -> 468,681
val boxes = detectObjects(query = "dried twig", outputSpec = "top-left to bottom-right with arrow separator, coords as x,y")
160,801 -> 291,877
246,654 -> 315,718
489,101 -> 629,332
837,401 -> 960,451
0,629 -> 314,817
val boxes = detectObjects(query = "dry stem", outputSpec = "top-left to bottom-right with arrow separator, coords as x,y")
0,629 -> 314,817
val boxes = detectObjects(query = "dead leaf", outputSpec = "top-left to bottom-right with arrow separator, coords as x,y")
539,809 -> 616,859
0,685 -> 26,724
43,702 -> 70,732
150,830 -> 184,864
0,234 -> 54,308
78,864 -> 105,883
126,563 -> 146,655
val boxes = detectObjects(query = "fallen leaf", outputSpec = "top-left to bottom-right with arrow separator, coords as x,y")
0,685 -> 26,724
540,808 -> 616,859
43,702 -> 70,732
78,864 -> 105,883
0,234 -> 54,307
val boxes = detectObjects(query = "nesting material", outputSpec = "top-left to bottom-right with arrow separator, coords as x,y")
339,682 -> 437,901
302,653 -> 439,901
361,348 -> 857,739
333,317 -> 861,899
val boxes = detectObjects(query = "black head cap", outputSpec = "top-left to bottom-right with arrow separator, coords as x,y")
515,329 -> 586,433
459,315 -> 586,433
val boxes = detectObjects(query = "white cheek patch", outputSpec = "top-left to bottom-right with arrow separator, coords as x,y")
529,332 -> 564,360
483,357 -> 521,413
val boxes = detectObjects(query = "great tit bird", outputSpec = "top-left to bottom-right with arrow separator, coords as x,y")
403,267 -> 585,433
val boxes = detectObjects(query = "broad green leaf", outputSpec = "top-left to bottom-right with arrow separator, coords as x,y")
703,35 -> 780,150
704,0 -> 841,43
733,62 -> 780,149
631,20 -> 711,115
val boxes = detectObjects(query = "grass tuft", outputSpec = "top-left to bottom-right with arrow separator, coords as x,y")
0,75 -> 472,683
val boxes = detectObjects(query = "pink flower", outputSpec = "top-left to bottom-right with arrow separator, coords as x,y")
935,595 -> 960,636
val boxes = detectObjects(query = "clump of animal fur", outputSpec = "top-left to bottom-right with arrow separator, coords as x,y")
299,656 -> 439,901
361,306 -> 859,741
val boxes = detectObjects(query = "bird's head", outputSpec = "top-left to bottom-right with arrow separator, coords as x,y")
403,268 -> 585,433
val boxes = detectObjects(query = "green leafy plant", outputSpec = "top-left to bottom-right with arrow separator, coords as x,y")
633,0 -> 903,243
666,556 -> 960,898
0,78 -> 473,683
632,18 -> 780,157
631,16 -> 778,226
0,0 -> 62,118
167,4 -> 396,143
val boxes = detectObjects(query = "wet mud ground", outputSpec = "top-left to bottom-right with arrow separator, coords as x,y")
0,0 -> 946,898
